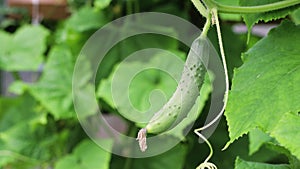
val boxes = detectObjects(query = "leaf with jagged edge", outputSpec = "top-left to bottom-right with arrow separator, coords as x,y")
240,0 -> 300,37
224,21 -> 300,160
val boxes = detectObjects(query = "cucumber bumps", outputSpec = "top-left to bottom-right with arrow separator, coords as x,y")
137,36 -> 210,151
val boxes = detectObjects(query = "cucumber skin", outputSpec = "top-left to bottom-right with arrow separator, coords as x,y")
145,37 -> 209,134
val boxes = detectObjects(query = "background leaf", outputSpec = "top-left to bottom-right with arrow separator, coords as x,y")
29,46 -> 75,119
66,6 -> 108,32
0,25 -> 49,71
55,139 -> 113,169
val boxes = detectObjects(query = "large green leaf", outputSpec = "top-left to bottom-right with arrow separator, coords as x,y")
224,21 -> 300,159
235,157 -> 290,169
240,0 -> 300,31
0,25 -> 49,71
55,139 -> 113,169
29,46 -> 74,119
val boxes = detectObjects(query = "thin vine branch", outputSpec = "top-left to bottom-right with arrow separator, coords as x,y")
202,0 -> 300,14
191,0 -> 208,18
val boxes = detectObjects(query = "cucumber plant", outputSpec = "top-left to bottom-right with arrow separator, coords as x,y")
137,0 -> 300,169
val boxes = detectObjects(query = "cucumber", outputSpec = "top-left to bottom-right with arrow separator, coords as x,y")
137,36 -> 210,151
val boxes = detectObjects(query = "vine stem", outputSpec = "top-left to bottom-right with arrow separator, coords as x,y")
191,0 -> 208,18
194,9 -> 229,168
202,0 -> 300,14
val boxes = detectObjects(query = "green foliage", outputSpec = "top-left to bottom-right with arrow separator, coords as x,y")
29,46 -> 75,119
0,25 -> 49,71
131,143 -> 188,169
55,139 -> 113,169
235,157 -> 290,169
291,8 -> 300,24
225,22 -> 300,158
94,0 -> 112,10
248,128 -> 273,155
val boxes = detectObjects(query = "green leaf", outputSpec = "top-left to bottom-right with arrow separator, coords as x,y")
240,0 -> 300,31
131,143 -> 188,169
29,46 -> 75,119
0,25 -> 49,71
249,128 -> 273,155
235,157 -> 290,169
94,0 -> 112,10
0,95 -> 62,167
265,142 -> 300,169
291,8 -> 300,25
271,112 -> 300,159
66,6 -> 108,32
224,21 -> 300,154
8,80 -> 28,95
55,139 -> 113,169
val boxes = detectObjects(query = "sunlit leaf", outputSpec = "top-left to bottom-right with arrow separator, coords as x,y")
0,25 -> 49,71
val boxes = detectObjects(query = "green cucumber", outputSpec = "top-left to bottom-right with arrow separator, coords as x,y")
137,36 -> 210,151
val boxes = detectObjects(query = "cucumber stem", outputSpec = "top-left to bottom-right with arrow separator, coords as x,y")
200,15 -> 211,38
